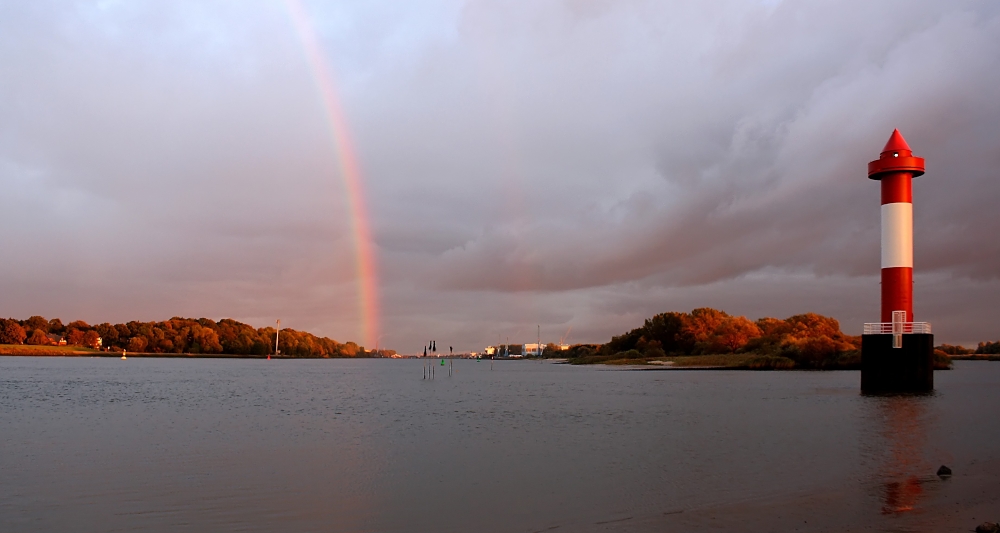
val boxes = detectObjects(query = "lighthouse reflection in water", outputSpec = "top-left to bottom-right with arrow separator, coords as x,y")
864,393 -> 938,515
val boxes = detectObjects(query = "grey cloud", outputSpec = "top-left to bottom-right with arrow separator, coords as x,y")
1,0 -> 998,350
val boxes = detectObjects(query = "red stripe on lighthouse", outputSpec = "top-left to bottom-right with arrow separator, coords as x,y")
881,267 -> 912,323
881,172 -> 912,204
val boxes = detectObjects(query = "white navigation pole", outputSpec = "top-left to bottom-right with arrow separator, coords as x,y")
275,319 -> 280,356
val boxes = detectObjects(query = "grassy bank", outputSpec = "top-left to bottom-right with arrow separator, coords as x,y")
0,345 -> 342,358
574,350 -> 953,370
0,344 -> 101,356
578,353 -> 806,369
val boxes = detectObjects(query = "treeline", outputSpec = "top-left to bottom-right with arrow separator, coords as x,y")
974,341 -> 1000,355
553,307 -> 947,369
939,341 -> 1000,356
0,316 -> 375,358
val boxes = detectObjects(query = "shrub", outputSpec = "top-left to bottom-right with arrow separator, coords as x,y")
615,349 -> 644,360
933,350 -> 953,370
643,346 -> 666,359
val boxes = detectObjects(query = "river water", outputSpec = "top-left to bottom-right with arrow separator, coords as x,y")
1,358 -> 997,532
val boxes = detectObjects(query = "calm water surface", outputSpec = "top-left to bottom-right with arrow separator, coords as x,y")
1,358 -> 998,532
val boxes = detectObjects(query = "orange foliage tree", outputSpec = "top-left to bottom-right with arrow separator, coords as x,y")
0,319 -> 27,344
27,329 -> 49,345
590,308 -> 858,368
7,315 -> 364,357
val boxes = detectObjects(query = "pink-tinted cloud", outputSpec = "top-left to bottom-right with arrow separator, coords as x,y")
1,0 -> 998,351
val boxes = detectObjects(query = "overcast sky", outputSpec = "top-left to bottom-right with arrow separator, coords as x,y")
1,0 -> 998,352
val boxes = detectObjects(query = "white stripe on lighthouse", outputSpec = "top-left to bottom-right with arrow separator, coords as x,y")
881,202 -> 913,268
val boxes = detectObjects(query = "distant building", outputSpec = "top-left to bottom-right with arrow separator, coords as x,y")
560,344 -> 570,351
523,343 -> 543,356
46,333 -> 66,346
485,345 -> 523,357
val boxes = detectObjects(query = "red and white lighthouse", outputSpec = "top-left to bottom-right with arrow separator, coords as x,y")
861,129 -> 933,394
868,129 -> 924,323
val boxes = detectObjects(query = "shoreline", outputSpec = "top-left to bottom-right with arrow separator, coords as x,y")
0,353 -> 368,359
0,347 -> 364,359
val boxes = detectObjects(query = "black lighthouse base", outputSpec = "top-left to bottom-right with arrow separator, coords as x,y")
861,333 -> 934,394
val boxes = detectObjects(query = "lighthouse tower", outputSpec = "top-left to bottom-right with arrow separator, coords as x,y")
861,129 -> 934,393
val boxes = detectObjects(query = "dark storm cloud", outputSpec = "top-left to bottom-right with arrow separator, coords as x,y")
402,1 -> 1000,291
1,0 -> 998,349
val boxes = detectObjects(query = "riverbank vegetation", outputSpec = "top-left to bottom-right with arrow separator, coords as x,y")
0,316 -> 377,358
940,341 -> 1000,361
551,308 -> 954,370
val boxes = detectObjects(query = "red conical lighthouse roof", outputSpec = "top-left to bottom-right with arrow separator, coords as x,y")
881,129 -> 912,154
868,129 -> 924,180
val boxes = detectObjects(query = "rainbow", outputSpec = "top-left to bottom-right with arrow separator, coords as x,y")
283,0 -> 379,348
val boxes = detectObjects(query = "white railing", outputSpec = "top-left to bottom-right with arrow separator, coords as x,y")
863,322 -> 932,335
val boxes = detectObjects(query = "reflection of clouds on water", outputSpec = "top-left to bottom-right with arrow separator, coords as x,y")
861,393 -> 938,516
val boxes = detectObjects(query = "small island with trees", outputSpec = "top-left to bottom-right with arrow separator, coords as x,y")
543,308 -> 990,370
0,316 -> 387,358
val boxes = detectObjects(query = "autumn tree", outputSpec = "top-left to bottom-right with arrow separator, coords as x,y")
95,323 -> 119,346
23,316 -> 49,333
127,336 -> 148,352
1,319 -> 28,344
82,330 -> 101,349
27,329 -> 49,345
340,341 -> 362,357
190,325 -> 222,353
66,328 -> 86,346
976,341 -> 1000,355
714,316 -> 762,353
48,318 -> 65,334
755,317 -> 790,337
642,311 -> 689,353
685,308 -> 728,338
